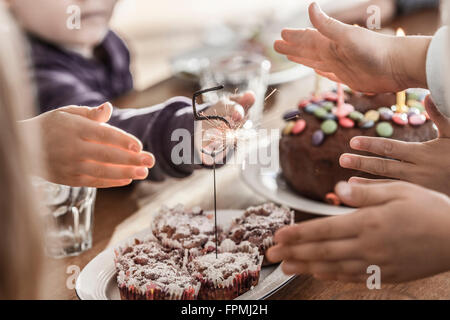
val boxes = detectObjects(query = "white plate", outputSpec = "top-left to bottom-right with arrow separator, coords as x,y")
240,145 -> 355,216
76,209 -> 295,300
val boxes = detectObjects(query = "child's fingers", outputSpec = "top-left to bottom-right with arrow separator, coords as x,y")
349,136 -> 421,162
80,142 -> 154,167
81,121 -> 143,153
267,239 -> 361,263
229,91 -> 255,110
339,153 -> 416,180
424,94 -> 450,138
75,176 -> 132,188
281,260 -> 367,277
78,161 -> 149,180
273,213 -> 362,245
59,102 -> 113,123
348,176 -> 397,185
335,181 -> 407,207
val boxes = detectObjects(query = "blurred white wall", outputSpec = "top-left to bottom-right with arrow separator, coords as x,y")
110,0 -> 364,88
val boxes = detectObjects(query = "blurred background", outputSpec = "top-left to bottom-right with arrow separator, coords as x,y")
109,0 -> 366,89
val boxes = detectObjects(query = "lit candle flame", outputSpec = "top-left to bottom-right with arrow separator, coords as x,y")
396,28 -> 405,37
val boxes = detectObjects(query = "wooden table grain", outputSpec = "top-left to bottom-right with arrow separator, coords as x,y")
40,8 -> 450,300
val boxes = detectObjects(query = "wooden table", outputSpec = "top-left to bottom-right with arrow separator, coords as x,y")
40,8 -> 450,300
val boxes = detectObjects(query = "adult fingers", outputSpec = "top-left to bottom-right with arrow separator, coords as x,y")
424,94 -> 450,137
80,142 -> 155,167
273,213 -> 363,245
339,153 -> 416,180
286,56 -> 328,72
59,102 -> 113,123
335,180 -> 407,207
267,239 -> 361,262
274,39 -> 324,61
314,69 -> 341,83
308,2 -> 354,41
349,136 -> 421,163
81,121 -> 143,153
78,161 -> 149,180
348,176 -> 397,185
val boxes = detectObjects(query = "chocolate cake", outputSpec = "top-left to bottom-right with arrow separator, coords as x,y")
226,203 -> 294,258
151,204 -> 217,250
280,88 -> 438,202
114,239 -> 200,300
187,242 -> 263,300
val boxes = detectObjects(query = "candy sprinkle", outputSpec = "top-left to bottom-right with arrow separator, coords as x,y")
321,101 -> 335,111
314,107 -> 328,119
298,99 -> 310,108
392,113 -> 408,126
358,119 -> 375,129
325,192 -> 341,206
349,111 -> 364,122
376,122 -> 394,137
339,117 -> 355,128
304,104 -> 319,114
282,121 -> 295,135
321,119 -> 338,135
333,103 -> 355,118
364,110 -> 380,122
283,109 -> 301,121
409,114 -> 426,126
292,119 -> 307,135
312,130 -> 325,146
378,107 -> 394,121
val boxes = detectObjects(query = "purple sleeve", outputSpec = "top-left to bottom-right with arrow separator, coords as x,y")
109,96 -> 204,181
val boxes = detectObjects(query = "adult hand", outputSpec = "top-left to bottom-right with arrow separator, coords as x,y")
267,181 -> 450,283
340,95 -> 450,196
274,2 -> 430,93
21,102 -> 155,188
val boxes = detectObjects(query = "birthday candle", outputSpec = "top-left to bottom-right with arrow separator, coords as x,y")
337,82 -> 344,111
395,28 -> 408,113
314,73 -> 322,97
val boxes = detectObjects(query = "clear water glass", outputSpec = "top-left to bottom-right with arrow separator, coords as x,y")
32,177 -> 96,258
200,52 -> 271,127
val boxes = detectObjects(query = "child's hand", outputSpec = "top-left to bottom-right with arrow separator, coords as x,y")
339,95 -> 450,196
274,2 -> 430,93
266,181 -> 450,283
21,103 -> 155,188
198,91 -> 255,165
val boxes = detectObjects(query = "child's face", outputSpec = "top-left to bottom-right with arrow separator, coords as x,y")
9,0 -> 117,47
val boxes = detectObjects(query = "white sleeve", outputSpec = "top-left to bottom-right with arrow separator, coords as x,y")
426,26 -> 450,117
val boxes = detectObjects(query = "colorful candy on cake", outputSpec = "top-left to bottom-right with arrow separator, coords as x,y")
115,202 -> 292,300
279,83 -> 438,203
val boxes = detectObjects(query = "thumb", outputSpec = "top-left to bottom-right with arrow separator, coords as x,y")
308,2 -> 353,41
424,95 -> 450,138
58,102 -> 113,123
335,181 -> 405,207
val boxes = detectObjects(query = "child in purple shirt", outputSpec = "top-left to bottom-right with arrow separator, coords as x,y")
9,0 -> 254,181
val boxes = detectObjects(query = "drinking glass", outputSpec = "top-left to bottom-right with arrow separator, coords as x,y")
200,52 -> 271,128
32,177 -> 96,258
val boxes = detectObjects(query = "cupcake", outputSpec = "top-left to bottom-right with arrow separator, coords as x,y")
188,242 -> 263,300
114,239 -> 200,300
151,204 -> 218,251
226,203 -> 294,257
